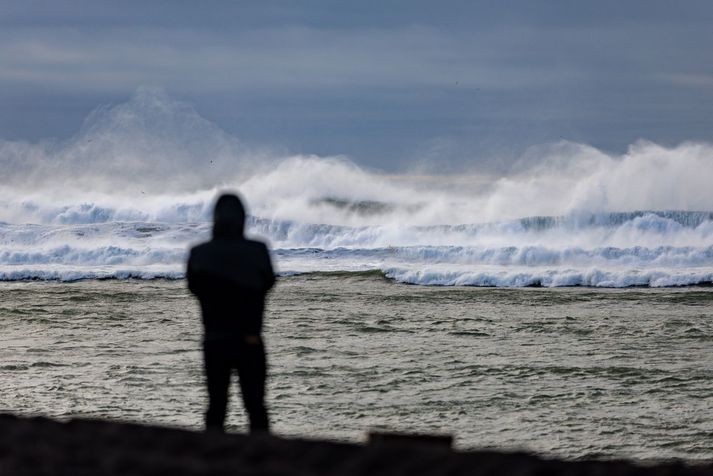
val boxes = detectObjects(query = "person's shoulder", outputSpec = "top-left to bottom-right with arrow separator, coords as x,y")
188,241 -> 213,259
191,238 -> 269,256
244,238 -> 270,253
189,241 -> 211,253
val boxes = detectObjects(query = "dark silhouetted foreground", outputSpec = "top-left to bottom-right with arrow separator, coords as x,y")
0,415 -> 710,476
188,194 -> 275,432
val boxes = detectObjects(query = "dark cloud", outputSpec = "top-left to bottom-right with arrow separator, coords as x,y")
1,1 -> 712,170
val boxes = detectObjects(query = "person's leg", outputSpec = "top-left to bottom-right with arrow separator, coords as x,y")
203,341 -> 232,431
236,340 -> 269,432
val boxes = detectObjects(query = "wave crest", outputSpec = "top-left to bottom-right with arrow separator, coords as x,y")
1,91 -> 712,286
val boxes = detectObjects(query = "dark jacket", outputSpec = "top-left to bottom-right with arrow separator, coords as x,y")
187,195 -> 275,338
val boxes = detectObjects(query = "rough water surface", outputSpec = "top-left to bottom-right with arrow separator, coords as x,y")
1,276 -> 712,461
2,92 -> 712,287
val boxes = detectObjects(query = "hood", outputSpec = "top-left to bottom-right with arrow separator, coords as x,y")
212,194 -> 246,239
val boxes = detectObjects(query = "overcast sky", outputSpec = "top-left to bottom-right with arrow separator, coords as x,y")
1,0 -> 712,171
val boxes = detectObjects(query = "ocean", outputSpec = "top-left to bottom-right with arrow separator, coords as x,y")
1,92 -> 712,461
1,277 -> 712,461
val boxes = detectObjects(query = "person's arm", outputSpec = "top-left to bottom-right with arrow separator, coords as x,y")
186,250 -> 198,295
262,243 -> 276,291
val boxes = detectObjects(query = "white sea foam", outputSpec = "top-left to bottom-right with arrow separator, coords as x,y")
383,266 -> 713,288
1,89 -> 712,286
0,213 -> 711,286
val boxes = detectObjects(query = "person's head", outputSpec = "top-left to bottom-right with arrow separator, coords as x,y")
213,193 -> 246,239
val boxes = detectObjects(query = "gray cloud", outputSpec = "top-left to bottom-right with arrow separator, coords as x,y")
1,1 -> 712,170
2,22 -> 710,93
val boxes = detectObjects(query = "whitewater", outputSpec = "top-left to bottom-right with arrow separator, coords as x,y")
1,89 -> 713,287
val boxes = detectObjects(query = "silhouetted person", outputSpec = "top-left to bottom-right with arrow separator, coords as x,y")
187,194 -> 275,432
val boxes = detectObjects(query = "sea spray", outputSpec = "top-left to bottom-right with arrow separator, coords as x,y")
1,90 -> 712,286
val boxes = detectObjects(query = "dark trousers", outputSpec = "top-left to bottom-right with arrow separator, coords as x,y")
203,338 -> 269,432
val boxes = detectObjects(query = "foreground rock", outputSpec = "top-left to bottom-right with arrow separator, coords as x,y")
0,414 -> 709,475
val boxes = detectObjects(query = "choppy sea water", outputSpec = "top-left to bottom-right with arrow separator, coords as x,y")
1,275 -> 712,461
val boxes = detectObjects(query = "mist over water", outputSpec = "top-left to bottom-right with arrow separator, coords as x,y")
1,88 -> 712,286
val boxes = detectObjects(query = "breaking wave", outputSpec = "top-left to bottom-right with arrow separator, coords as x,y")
1,89 -> 712,287
0,210 -> 712,286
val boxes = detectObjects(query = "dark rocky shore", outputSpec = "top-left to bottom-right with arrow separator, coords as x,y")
0,414 -> 710,475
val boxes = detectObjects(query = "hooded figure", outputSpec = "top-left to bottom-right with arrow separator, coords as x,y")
187,193 -> 275,432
